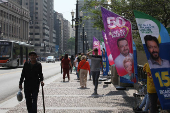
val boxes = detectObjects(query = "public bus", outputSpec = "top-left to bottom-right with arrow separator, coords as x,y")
0,40 -> 34,67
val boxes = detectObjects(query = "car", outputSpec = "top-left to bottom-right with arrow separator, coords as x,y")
46,56 -> 55,63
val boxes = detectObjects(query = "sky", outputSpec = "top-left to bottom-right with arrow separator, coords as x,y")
54,0 -> 77,23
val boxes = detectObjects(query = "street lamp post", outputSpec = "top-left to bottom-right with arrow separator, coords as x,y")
0,24 -> 2,40
71,0 -> 83,54
86,40 -> 89,51
80,24 -> 87,53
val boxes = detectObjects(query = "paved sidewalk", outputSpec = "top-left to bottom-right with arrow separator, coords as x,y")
1,71 -> 137,113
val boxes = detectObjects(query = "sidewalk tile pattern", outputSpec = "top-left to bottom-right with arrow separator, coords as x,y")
6,72 -> 136,113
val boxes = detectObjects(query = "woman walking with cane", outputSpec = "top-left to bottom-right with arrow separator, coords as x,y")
78,55 -> 90,88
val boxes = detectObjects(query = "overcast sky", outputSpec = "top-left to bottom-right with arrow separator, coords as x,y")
54,0 -> 76,23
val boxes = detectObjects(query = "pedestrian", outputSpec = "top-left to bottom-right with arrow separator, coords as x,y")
74,54 -> 79,79
144,63 -> 158,113
19,51 -> 44,113
75,53 -> 82,80
87,57 -> 92,80
70,55 -> 75,74
135,86 -> 150,112
78,55 -> 90,88
87,48 -> 103,95
134,65 -> 150,112
61,54 -> 72,82
60,55 -> 64,74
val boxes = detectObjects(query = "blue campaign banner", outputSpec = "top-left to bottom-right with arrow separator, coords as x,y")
134,10 -> 170,110
133,41 -> 138,82
102,51 -> 109,76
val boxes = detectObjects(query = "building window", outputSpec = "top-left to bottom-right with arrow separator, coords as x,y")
36,3 -> 38,5
26,3 -> 28,5
35,26 -> 39,29
36,7 -> 38,10
35,39 -> 40,41
35,33 -> 39,35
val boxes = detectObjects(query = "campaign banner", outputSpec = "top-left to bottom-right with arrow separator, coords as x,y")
133,41 -> 138,82
134,10 -> 170,110
101,7 -> 136,83
100,38 -> 105,51
93,37 -> 101,55
102,31 -> 114,65
102,51 -> 109,76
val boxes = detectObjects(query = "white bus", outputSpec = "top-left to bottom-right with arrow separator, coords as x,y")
0,40 -> 34,67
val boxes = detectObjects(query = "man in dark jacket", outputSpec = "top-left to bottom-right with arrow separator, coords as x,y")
19,51 -> 44,113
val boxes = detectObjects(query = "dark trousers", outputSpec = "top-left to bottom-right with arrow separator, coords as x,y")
24,89 -> 39,113
148,93 -> 158,113
63,68 -> 69,80
91,71 -> 100,93
61,65 -> 62,74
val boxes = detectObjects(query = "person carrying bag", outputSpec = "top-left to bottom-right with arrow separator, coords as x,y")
78,55 -> 90,88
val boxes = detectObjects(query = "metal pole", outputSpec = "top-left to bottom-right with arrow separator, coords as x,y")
75,0 -> 79,54
0,25 -> 1,40
83,25 -> 84,53
8,2 -> 9,40
42,85 -> 45,113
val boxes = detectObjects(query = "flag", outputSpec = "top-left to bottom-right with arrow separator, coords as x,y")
133,41 -> 138,82
134,10 -> 170,110
102,31 -> 114,65
101,7 -> 136,84
0,0 -> 8,3
100,38 -> 105,51
93,37 -> 101,55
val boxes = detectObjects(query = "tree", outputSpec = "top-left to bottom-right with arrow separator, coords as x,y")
67,37 -> 75,55
82,0 -> 170,51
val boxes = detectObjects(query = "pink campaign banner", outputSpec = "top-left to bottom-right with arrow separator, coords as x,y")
101,7 -> 136,83
93,37 -> 101,55
102,31 -> 114,65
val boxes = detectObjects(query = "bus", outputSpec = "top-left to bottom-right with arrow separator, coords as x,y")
0,40 -> 34,67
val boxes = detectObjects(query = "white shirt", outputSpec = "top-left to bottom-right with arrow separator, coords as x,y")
114,53 -> 133,68
87,59 -> 91,66
74,56 -> 78,67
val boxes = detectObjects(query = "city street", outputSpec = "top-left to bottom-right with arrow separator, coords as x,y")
0,62 -> 61,104
0,64 -> 137,113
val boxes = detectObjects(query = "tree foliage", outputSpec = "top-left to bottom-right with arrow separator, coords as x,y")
67,37 -> 75,54
82,0 -> 170,51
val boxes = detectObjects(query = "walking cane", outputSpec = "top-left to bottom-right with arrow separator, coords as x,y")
42,85 -> 45,113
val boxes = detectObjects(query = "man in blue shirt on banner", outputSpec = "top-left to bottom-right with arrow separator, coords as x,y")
144,35 -> 170,69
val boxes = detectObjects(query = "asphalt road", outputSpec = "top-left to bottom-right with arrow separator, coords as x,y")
0,62 -> 61,103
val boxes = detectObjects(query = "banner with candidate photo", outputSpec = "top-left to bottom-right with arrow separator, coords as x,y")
134,10 -> 170,110
101,7 -> 136,84
102,31 -> 114,66
93,37 -> 101,55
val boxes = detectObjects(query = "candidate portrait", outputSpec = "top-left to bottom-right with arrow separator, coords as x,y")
114,38 -> 133,68
144,35 -> 170,69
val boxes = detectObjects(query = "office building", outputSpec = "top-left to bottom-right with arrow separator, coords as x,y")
22,0 -> 55,56
0,0 -> 30,42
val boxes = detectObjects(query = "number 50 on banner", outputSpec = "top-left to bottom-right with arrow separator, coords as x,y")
155,71 -> 170,87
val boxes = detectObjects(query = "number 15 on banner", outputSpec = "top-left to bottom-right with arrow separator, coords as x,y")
155,71 -> 170,87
